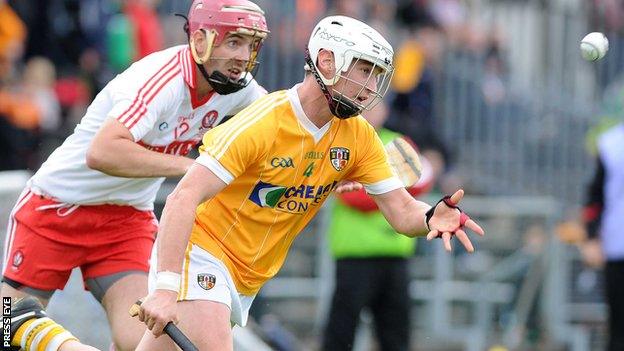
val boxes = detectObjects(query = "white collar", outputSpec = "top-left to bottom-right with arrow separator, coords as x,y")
286,84 -> 332,143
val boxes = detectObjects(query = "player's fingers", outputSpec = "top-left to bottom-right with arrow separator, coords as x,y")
426,229 -> 439,241
146,317 -> 156,331
465,219 -> 485,236
459,213 -> 469,226
335,181 -> 363,194
152,321 -> 166,338
133,299 -> 145,320
449,189 -> 464,205
335,186 -> 346,194
442,232 -> 452,251
455,229 -> 474,253
335,184 -> 353,193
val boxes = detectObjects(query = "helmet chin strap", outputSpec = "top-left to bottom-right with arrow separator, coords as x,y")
304,48 -> 361,119
202,67 -> 249,95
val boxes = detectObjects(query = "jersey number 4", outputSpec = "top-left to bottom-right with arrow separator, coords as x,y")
303,162 -> 315,177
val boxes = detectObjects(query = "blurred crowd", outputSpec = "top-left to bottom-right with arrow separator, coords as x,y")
0,0 -> 511,195
0,0 -> 174,170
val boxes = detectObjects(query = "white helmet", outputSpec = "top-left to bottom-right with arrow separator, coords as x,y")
305,16 -> 394,118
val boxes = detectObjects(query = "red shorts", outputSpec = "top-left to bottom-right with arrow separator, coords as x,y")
2,189 -> 157,291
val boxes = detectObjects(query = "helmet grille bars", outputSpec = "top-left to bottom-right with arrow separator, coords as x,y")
304,48 -> 394,119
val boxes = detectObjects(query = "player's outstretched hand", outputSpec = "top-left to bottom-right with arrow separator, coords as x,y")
424,189 -> 485,252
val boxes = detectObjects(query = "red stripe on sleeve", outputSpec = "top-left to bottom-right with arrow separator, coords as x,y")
121,64 -> 179,127
115,55 -> 178,125
125,69 -> 180,130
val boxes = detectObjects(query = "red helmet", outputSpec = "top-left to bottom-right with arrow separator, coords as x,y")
186,0 -> 269,95
187,0 -> 268,47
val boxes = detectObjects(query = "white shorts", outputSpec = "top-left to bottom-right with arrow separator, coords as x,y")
148,243 -> 255,326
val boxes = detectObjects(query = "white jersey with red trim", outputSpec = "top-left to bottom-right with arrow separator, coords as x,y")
29,45 -> 265,210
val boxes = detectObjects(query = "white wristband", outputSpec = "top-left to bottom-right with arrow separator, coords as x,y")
155,271 -> 181,293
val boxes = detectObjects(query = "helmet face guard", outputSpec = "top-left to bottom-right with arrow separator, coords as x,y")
304,48 -> 394,119
305,16 -> 394,118
190,31 -> 263,95
185,0 -> 269,94
331,51 -> 394,118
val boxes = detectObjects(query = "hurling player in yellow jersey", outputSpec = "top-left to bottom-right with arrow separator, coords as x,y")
137,15 -> 484,350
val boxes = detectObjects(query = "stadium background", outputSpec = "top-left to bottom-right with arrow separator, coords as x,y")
0,0 -> 622,350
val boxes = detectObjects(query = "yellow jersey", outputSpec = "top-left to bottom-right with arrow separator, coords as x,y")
192,85 -> 402,295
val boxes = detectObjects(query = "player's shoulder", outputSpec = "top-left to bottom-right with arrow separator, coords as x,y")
226,75 -> 267,99
257,89 -> 289,103
220,90 -> 290,132
115,46 -> 184,83
215,76 -> 267,114
129,45 -> 183,70
242,89 -> 290,117
108,46 -> 185,96
598,123 -> 624,148
603,123 -> 624,138
145,45 -> 186,62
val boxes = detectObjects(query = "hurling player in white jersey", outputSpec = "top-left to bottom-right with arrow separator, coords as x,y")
1,1 -> 269,351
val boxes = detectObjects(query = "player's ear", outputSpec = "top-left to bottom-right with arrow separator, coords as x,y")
316,49 -> 336,79
191,30 -> 207,52
190,29 -> 212,64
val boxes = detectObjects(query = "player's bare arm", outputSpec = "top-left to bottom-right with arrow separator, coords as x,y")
138,162 -> 226,336
373,189 -> 484,252
86,118 -> 195,178
372,187 -> 429,234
